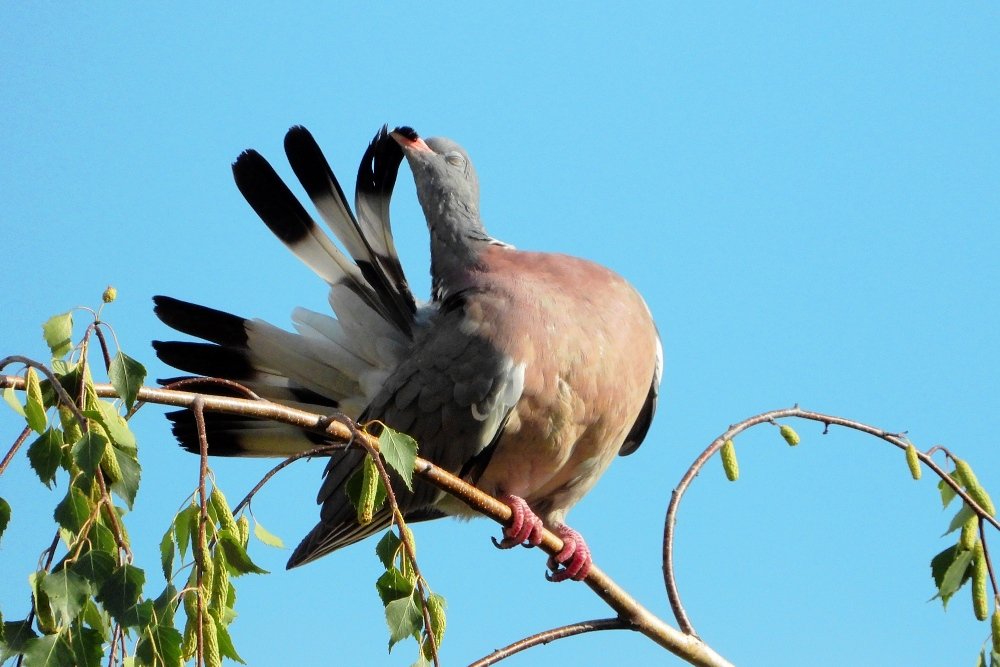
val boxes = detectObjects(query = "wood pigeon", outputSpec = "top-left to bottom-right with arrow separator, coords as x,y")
153,125 -> 662,581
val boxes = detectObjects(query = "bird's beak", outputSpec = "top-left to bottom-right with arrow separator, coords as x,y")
390,126 -> 433,153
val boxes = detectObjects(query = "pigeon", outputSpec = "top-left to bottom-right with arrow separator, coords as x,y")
153,125 -> 662,581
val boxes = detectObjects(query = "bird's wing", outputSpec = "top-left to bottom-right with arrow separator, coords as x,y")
286,293 -> 525,567
619,326 -> 663,456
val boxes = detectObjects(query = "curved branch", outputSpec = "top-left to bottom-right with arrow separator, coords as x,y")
662,405 -> 1000,637
467,617 -> 630,667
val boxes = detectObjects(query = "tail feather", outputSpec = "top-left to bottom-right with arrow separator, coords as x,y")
166,410 -> 326,457
152,340 -> 255,381
354,126 -> 410,303
231,149 -> 378,309
243,319 -> 363,407
284,126 -> 416,336
156,124 -> 436,555
153,296 -> 248,346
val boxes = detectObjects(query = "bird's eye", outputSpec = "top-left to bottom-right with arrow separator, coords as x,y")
444,151 -> 466,169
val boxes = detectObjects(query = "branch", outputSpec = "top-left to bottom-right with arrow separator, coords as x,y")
0,425 -> 32,477
0,375 -> 733,667
662,405 -> 1000,637
467,617 -> 630,667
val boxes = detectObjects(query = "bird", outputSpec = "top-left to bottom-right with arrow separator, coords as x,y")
153,125 -> 662,581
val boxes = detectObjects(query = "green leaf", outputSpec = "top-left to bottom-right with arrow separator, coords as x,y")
85,521 -> 117,554
49,360 -> 83,405
70,550 -> 116,588
71,430 -> 109,477
29,572 -> 57,634
159,527 -> 175,580
65,624 -> 102,667
91,400 -> 137,451
21,633 -> 74,667
96,564 -> 145,625
939,475 -> 959,509
42,312 -> 74,359
217,529 -> 268,575
379,426 -> 417,491
945,503 -> 976,536
0,497 -> 10,545
40,568 -> 91,626
3,385 -> 26,417
385,591 -> 423,651
119,599 -> 153,630
214,616 -> 246,664
79,600 -> 106,635
1,619 -> 37,662
54,486 -> 93,534
174,504 -> 199,558
28,428 -> 65,488
931,544 -> 974,608
376,567 -> 415,605
108,445 -> 141,509
136,619 -> 182,667
109,351 -> 146,410
376,529 -> 402,570
25,368 -> 48,433
252,520 -> 284,549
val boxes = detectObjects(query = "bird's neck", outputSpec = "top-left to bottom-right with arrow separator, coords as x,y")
427,206 -> 494,301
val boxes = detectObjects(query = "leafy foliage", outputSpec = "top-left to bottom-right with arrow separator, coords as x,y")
0,300 -> 265,665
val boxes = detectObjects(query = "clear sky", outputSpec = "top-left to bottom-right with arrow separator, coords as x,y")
2,4 -> 999,665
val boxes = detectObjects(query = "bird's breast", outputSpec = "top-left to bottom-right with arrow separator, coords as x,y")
458,245 -> 659,524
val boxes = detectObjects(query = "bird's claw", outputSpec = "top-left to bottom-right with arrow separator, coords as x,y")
544,524 -> 592,582
494,496 -> 591,581
495,494 -> 544,550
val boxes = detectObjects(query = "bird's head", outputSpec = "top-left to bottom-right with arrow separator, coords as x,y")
391,126 -> 481,222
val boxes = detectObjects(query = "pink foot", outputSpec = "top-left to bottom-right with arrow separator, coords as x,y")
492,494 -> 544,549
545,524 -> 592,582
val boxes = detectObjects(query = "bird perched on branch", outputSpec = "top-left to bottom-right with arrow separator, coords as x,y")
154,125 -> 662,581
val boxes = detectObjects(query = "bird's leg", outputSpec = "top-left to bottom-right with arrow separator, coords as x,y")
545,524 -> 592,582
492,496 -> 591,581
493,494 -> 544,549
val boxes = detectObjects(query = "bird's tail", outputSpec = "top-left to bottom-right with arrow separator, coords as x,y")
153,126 -> 416,457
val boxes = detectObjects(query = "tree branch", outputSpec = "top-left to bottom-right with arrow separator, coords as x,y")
0,375 -> 733,667
662,405 -> 1000,637
467,617 -> 630,666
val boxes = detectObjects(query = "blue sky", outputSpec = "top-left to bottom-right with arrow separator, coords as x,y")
2,3 -> 999,665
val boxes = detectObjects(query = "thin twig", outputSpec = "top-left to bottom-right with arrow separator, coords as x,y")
0,425 -> 32,477
107,624 -> 120,667
662,406 -> 1000,637
193,396 -> 209,667
230,444 -> 343,517
979,519 -> 999,600
95,468 -> 133,561
355,426 -> 440,667
0,360 -> 87,426
92,324 -> 113,371
467,617 -> 630,667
